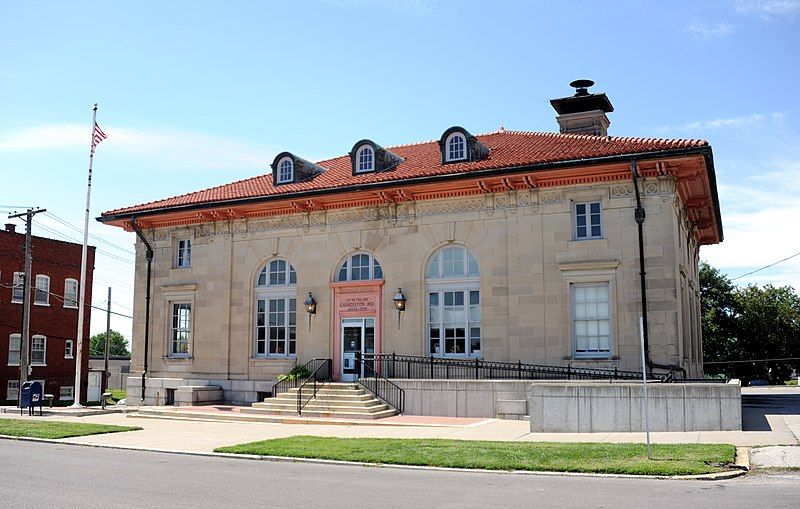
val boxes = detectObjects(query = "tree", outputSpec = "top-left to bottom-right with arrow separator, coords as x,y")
700,262 -> 800,384
89,330 -> 130,357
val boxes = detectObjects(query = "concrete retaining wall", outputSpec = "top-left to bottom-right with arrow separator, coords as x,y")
126,377 -> 273,406
528,381 -> 742,432
391,380 -> 529,419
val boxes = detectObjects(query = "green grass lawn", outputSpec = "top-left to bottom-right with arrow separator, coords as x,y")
214,436 -> 736,476
0,418 -> 141,439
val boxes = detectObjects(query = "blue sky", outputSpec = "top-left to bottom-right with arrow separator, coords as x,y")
1,0 -> 798,339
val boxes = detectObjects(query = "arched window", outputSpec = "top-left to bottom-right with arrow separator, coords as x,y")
277,157 -> 294,183
336,252 -> 383,282
254,259 -> 297,357
445,133 -> 466,162
356,145 -> 374,173
426,245 -> 480,357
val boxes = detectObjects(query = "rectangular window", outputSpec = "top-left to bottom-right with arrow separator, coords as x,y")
65,340 -> 74,359
574,201 -> 603,240
7,380 -> 19,400
175,239 -> 191,268
60,386 -> 75,400
31,335 -> 46,365
170,303 -> 191,356
34,275 -> 50,305
427,289 -> 480,357
64,279 -> 78,308
255,297 -> 296,357
8,334 -> 20,365
572,283 -> 611,357
12,272 -> 24,303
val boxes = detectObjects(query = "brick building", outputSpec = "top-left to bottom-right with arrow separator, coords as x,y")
0,223 -> 95,403
100,82 -> 722,406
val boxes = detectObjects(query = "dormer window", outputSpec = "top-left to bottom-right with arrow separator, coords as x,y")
438,126 -> 490,165
277,157 -> 294,183
271,152 -> 327,186
446,133 -> 466,162
356,145 -> 374,173
349,139 -> 402,175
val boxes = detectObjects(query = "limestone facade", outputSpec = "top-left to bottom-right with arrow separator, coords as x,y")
126,175 -> 705,403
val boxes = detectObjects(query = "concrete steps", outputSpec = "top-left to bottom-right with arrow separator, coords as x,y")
247,382 -> 398,420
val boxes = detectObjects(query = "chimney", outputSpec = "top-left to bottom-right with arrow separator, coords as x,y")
4,223 -> 16,233
550,79 -> 614,136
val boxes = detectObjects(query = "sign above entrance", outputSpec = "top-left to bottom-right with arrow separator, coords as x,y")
339,294 -> 377,313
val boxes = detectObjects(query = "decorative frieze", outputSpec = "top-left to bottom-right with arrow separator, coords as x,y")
609,184 -> 633,198
416,197 -> 487,216
540,191 -> 563,205
249,215 -> 306,232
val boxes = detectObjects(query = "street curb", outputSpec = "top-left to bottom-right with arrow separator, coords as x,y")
735,447 -> 750,471
0,434 -> 746,481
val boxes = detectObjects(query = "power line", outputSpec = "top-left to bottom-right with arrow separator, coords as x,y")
33,222 -> 134,265
731,250 -> 800,281
0,282 -> 133,319
704,357 -> 800,365
44,211 -> 135,256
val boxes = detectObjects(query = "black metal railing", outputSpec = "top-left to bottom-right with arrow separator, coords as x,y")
297,359 -> 333,415
363,352 -> 671,382
354,353 -> 405,414
272,358 -> 331,398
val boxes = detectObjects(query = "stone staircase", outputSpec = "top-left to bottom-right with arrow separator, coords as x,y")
241,382 -> 398,420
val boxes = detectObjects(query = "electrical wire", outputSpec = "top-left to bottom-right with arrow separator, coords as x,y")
43,211 -> 135,256
0,282 -> 133,318
730,251 -> 800,281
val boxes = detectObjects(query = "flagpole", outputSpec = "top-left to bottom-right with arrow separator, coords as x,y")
70,102 -> 98,407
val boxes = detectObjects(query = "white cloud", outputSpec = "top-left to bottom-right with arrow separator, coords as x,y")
654,113 -> 787,134
733,0 -> 800,19
0,124 -> 276,172
686,22 -> 735,40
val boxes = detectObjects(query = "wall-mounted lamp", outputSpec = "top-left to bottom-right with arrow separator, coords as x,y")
304,292 -> 317,331
393,288 -> 406,330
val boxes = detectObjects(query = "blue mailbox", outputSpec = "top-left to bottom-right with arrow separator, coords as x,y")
20,381 -> 43,416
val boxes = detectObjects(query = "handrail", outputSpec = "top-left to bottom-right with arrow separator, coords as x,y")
272,358 -> 326,398
297,359 -> 332,415
354,353 -> 405,414
364,352 -> 671,383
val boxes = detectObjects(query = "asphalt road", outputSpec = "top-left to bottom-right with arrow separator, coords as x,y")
2,441 -> 799,508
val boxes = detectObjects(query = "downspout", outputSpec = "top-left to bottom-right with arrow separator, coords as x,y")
630,161 -> 687,380
130,219 -> 154,402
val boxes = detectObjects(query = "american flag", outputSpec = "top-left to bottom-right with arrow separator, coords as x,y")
92,123 -> 107,148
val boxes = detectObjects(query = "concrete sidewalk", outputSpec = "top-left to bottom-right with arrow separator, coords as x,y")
1,406 -> 798,455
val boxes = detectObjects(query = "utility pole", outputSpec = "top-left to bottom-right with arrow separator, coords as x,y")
102,287 -> 111,395
8,208 -> 46,404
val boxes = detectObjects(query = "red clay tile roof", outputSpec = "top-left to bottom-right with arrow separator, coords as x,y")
101,130 -> 708,217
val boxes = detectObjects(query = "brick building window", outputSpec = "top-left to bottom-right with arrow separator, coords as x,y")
60,386 -> 74,400
65,340 -> 74,359
7,380 -> 19,400
64,278 -> 78,308
12,272 -> 24,303
34,275 -> 50,305
31,335 -> 46,365
8,334 -> 20,365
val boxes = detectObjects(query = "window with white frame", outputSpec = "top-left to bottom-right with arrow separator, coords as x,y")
426,246 -> 481,357
60,386 -> 74,400
445,132 -> 466,162
8,334 -> 20,365
64,278 -> 78,308
170,303 -> 191,356
356,145 -> 374,173
65,340 -> 74,359
277,157 -> 294,183
255,259 -> 297,357
31,335 -> 46,365
336,253 -> 383,282
175,239 -> 191,268
34,275 -> 50,305
572,283 -> 611,357
12,272 -> 24,303
574,201 -> 603,240
7,380 -> 19,400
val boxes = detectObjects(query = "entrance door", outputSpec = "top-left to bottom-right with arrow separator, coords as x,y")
87,371 -> 102,402
340,318 -> 375,381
